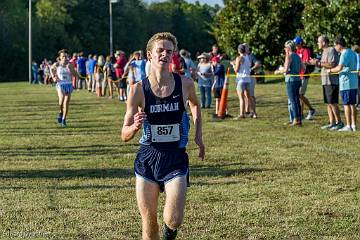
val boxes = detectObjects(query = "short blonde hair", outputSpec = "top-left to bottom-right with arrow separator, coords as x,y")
146,32 -> 178,53
97,55 -> 105,66
284,40 -> 296,52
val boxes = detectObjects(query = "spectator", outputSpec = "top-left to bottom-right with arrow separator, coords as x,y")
294,36 -> 316,120
115,50 -> 127,101
211,56 -> 225,115
31,60 -> 38,84
180,49 -> 196,79
328,36 -> 358,132
352,45 -> 360,109
310,35 -> 343,130
197,53 -> 213,108
275,40 -> 303,126
103,55 -> 116,98
231,44 -> 253,119
76,52 -> 87,90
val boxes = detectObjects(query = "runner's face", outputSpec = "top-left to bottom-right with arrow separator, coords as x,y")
149,40 -> 174,70
59,52 -> 68,64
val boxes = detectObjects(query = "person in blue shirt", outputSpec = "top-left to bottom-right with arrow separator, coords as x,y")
211,56 -> 226,115
328,36 -> 358,132
85,54 -> 92,91
31,61 -> 38,84
129,51 -> 146,84
76,52 -> 87,90
89,55 -> 97,92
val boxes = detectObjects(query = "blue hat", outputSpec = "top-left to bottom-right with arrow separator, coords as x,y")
293,36 -> 303,45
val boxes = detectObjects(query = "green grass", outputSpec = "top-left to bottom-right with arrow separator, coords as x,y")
1,79 -> 360,239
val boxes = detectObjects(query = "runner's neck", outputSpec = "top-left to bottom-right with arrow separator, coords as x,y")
149,69 -> 173,88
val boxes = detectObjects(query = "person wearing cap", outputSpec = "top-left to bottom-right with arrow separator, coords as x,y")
231,44 -> 253,119
294,36 -> 317,120
211,56 -> 226,115
275,40 -> 304,126
309,35 -> 343,130
196,52 -> 214,108
327,36 -> 358,132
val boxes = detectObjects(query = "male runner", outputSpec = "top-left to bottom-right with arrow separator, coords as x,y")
121,32 -> 205,240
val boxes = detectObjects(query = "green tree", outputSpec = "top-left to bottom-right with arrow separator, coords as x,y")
301,0 -> 360,51
213,0 -> 304,68
0,0 -> 28,81
146,0 -> 217,55
34,0 -> 78,60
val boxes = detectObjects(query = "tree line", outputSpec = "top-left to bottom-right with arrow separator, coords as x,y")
0,0 -> 219,81
1,0 -> 360,82
213,0 -> 360,68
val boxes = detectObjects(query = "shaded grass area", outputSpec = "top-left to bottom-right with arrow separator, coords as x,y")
0,80 -> 360,239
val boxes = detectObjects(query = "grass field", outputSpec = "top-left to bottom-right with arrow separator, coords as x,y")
1,79 -> 360,240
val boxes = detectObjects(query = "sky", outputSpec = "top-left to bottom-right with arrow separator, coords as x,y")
143,0 -> 224,7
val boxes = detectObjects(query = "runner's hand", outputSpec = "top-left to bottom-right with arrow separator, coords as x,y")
195,137 -> 205,161
133,111 -> 146,131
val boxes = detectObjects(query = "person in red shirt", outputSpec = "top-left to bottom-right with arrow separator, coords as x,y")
115,50 -> 127,101
294,36 -> 316,120
209,44 -> 225,62
169,49 -> 185,75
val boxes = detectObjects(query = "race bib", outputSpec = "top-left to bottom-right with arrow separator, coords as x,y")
151,124 -> 180,142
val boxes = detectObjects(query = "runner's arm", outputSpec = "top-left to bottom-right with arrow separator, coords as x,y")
50,63 -> 59,81
185,78 -> 205,160
121,83 -> 145,142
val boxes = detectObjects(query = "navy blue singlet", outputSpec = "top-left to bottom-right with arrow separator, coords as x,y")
139,73 -> 190,149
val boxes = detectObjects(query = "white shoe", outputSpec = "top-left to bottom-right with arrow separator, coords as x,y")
338,126 -> 352,132
305,109 -> 316,120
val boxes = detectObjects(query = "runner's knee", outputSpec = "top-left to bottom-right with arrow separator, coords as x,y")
164,213 -> 183,229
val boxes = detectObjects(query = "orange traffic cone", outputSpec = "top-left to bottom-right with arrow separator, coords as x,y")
217,67 -> 230,119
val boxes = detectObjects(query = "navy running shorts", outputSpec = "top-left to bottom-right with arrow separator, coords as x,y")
134,145 -> 189,192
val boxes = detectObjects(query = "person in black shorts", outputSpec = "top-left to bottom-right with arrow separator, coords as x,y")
121,32 -> 205,240
310,35 -> 343,130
